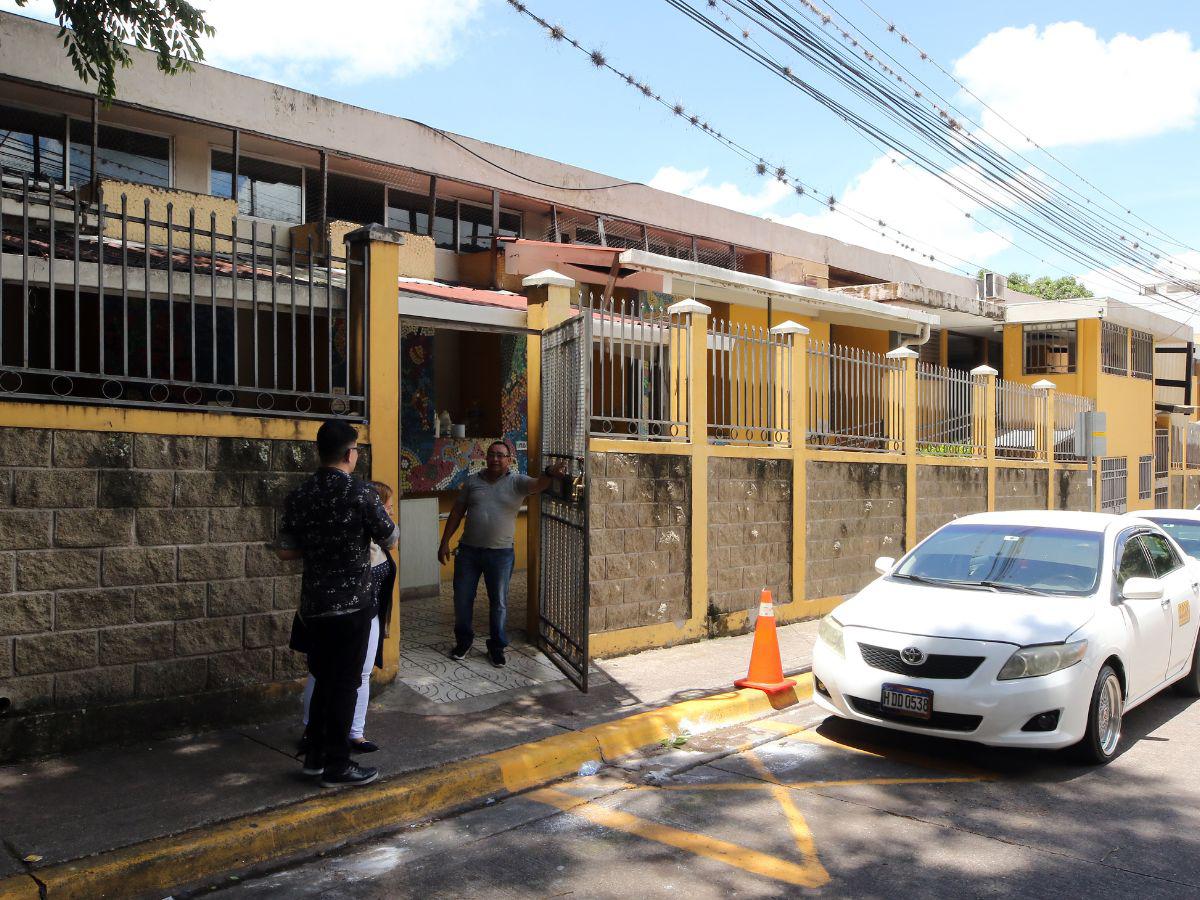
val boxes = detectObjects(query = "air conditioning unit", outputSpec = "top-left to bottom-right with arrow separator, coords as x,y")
978,271 -> 1006,301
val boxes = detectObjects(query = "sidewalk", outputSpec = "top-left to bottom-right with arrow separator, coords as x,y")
0,620 -> 817,897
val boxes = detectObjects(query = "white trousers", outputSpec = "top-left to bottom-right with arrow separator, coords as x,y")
302,614 -> 379,740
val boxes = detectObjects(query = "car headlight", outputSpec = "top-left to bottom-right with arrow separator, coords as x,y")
997,640 -> 1088,680
818,615 -> 844,657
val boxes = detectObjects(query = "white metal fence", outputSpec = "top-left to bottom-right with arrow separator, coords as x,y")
916,362 -> 982,456
707,317 -> 791,446
995,379 -> 1046,460
1054,391 -> 1095,462
583,292 -> 690,442
807,341 -> 903,452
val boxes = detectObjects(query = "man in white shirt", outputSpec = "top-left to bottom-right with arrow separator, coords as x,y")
438,441 -> 563,667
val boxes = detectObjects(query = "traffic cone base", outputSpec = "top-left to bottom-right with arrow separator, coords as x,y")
734,588 -> 795,694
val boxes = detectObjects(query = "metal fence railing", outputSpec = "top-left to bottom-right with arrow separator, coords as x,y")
707,316 -> 790,446
807,340 -> 903,453
1172,423 -> 1186,471
582,291 -> 689,442
1188,425 -> 1200,469
916,362 -> 982,457
0,169 -> 366,418
1100,457 -> 1128,513
1054,391 -> 1095,461
995,378 -> 1046,460
1155,428 -> 1169,479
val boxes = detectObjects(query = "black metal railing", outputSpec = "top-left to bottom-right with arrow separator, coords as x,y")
0,169 -> 367,419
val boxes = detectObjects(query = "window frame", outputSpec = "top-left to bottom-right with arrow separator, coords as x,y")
69,116 -> 173,188
1138,454 -> 1153,501
1113,529 -> 1157,594
1141,531 -> 1183,578
1131,329 -> 1153,380
1100,456 -> 1128,513
1102,321 -> 1130,376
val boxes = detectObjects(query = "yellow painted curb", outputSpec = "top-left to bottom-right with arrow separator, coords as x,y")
0,676 -> 811,900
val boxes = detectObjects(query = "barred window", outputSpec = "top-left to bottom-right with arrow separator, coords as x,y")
70,122 -> 170,187
0,103 -> 66,184
1131,329 -> 1153,379
1023,322 -> 1076,374
1101,457 -> 1128,513
1138,454 -> 1153,500
1102,321 -> 1129,375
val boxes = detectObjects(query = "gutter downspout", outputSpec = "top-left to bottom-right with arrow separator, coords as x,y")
897,323 -> 932,351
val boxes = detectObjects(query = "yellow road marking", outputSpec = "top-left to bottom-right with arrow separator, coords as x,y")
640,774 -> 987,792
528,787 -> 830,888
781,726 -> 995,778
742,750 -> 830,885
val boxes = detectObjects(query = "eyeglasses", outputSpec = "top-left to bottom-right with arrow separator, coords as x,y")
486,450 -> 510,459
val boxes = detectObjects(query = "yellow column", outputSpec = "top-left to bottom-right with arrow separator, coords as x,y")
348,225 -> 403,679
523,270 -> 577,638
971,365 -> 998,511
887,347 -> 919,551
1033,379 -> 1057,510
669,299 -> 711,627
770,321 -> 810,613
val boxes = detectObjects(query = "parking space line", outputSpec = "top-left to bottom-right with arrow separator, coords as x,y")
527,787 -> 831,889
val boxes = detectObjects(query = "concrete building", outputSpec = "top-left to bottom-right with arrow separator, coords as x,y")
0,10 -> 1193,757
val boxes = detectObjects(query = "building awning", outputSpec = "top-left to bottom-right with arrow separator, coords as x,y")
1004,297 -> 1191,341
397,278 -> 527,331
500,238 -> 665,292
617,250 -> 939,334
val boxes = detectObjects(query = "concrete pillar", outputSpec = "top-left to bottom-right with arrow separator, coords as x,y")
887,347 -> 919,551
771,320 -> 810,610
674,300 -> 711,627
1033,379 -> 1057,509
972,364 -> 998,511
346,224 -> 404,679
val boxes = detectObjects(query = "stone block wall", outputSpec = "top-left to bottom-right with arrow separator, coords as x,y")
1058,469 -> 1094,511
587,452 -> 690,633
0,427 -> 369,760
994,468 -> 1049,512
708,458 -> 792,618
915,465 -> 987,541
806,461 -> 905,600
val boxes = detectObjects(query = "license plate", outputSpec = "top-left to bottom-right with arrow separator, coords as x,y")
881,683 -> 933,720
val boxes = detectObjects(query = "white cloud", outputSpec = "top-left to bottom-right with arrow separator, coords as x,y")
649,166 -> 792,216
954,22 -> 1200,148
2,0 -> 484,86
650,155 -> 1013,270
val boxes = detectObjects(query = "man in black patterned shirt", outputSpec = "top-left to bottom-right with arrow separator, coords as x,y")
277,420 -> 397,788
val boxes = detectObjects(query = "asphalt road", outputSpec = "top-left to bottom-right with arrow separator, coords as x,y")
202,687 -> 1200,899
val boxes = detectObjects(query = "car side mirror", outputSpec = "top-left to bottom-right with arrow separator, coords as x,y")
1122,576 -> 1164,601
874,556 -> 896,576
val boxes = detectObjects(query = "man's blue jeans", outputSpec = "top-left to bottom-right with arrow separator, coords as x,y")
453,544 -> 515,649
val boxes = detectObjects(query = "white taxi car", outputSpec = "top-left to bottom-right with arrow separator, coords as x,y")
1130,510 -> 1200,561
812,511 -> 1200,764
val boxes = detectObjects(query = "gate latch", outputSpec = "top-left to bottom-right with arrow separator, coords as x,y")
569,475 -> 585,503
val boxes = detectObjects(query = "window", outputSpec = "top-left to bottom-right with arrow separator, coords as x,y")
1115,534 -> 1155,589
0,104 -> 66,183
69,122 -> 170,187
211,151 -> 303,223
1100,457 -> 1128,513
1023,322 -> 1076,374
1139,454 -> 1153,500
1102,321 -> 1129,375
1132,329 -> 1153,379
1141,532 -> 1183,577
386,189 -> 430,235
325,172 -> 385,225
457,201 -> 520,253
432,198 -> 456,250
1146,518 -> 1200,558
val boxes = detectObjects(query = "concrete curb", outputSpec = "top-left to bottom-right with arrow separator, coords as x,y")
0,676 -> 812,900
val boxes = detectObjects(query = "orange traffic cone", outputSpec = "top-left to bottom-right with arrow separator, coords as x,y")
734,589 -> 796,695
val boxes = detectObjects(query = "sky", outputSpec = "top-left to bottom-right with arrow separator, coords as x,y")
7,0 -> 1200,319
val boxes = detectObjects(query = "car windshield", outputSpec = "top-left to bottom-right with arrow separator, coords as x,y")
893,523 -> 1103,596
1144,518 -> 1200,559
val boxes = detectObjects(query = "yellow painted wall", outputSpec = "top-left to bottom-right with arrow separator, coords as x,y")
1098,371 -> 1156,510
1002,319 -> 1100,399
830,324 -> 890,356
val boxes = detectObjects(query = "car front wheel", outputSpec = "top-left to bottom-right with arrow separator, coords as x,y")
1073,665 -> 1123,765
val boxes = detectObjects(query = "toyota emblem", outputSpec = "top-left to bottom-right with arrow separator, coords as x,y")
900,647 -> 927,665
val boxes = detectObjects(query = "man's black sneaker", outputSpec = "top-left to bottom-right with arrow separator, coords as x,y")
487,644 -> 506,668
449,640 -> 472,661
300,748 -> 324,776
320,763 -> 379,788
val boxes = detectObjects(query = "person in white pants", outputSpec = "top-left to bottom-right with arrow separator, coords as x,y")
300,481 -> 395,754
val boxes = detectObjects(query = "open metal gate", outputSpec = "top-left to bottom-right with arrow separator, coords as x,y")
538,312 -> 591,690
